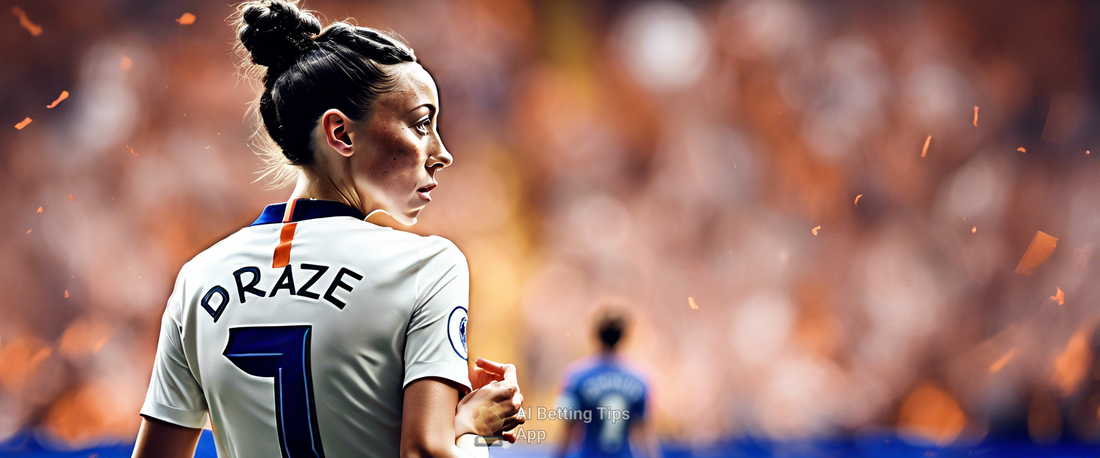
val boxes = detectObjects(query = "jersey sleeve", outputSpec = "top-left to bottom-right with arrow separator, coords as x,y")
555,368 -> 581,411
139,268 -> 209,428
403,236 -> 473,393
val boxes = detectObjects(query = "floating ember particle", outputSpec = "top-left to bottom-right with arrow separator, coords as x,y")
1051,287 -> 1064,305
854,194 -> 863,206
971,227 -> 977,234
973,106 -> 979,127
1053,327 -> 1090,396
14,117 -> 32,130
1017,147 -> 1026,153
36,206 -> 42,213
921,135 -> 931,158
11,7 -> 41,36
120,55 -> 132,71
26,229 -> 31,234
1015,231 -> 1059,276
688,297 -> 699,310
126,145 -> 136,155
1088,150 -> 1092,155
989,348 -> 1017,374
67,193 -> 74,201
46,91 -> 68,108
812,225 -> 820,236
64,290 -> 69,298
176,12 -> 196,25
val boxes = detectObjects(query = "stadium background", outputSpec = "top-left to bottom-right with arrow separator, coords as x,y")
2,0 -> 1100,456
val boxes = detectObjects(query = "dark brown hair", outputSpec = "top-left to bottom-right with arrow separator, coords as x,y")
230,0 -> 417,186
596,308 -> 629,350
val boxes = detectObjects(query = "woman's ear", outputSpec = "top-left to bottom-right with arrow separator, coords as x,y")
321,109 -> 355,157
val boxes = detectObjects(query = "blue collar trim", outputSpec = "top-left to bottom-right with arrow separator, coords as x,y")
250,199 -> 366,226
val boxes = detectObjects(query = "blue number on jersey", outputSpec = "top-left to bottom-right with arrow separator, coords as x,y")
224,325 -> 325,458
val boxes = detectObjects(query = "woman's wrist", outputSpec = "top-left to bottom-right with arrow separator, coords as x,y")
454,396 -> 479,438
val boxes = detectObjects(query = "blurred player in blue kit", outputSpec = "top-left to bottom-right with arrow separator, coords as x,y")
554,307 -> 661,458
130,1 -> 524,457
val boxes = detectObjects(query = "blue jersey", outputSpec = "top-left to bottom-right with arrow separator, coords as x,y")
557,354 -> 649,458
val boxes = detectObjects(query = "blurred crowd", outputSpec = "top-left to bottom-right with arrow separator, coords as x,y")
2,0 -> 1100,450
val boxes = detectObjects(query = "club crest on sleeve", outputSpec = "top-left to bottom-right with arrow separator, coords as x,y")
448,306 -> 469,360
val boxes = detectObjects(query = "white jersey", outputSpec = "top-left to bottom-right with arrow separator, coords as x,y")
140,199 -> 472,458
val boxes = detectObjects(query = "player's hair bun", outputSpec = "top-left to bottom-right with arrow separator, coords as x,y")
238,0 -> 322,70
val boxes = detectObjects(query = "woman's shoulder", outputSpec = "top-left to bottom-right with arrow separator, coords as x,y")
328,220 -> 467,262
415,234 -> 468,272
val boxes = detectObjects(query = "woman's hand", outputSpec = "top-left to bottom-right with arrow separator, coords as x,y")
455,357 -> 525,442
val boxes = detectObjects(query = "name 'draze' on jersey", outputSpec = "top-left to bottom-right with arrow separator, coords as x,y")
200,263 -> 363,322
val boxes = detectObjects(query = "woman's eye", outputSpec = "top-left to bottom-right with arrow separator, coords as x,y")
415,119 -> 431,134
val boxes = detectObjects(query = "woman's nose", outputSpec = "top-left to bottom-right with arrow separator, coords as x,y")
428,141 -> 453,169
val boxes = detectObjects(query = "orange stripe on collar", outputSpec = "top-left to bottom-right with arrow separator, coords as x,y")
272,222 -> 297,268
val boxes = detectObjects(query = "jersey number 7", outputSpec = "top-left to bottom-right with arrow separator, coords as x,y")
224,325 -> 326,458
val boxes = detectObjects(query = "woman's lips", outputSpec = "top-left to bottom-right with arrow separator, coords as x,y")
417,184 -> 435,202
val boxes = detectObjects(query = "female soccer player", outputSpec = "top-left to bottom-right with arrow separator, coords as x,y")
132,1 -> 523,457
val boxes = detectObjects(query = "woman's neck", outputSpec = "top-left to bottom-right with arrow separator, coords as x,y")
288,170 -> 373,215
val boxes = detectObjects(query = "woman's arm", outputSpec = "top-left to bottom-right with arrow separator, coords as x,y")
401,377 -> 475,458
131,416 -> 203,458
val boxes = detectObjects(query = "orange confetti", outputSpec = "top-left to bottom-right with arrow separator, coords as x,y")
45,91 -> 68,108
176,12 -> 196,25
126,145 -> 136,155
971,227 -> 977,234
854,194 -> 863,206
120,55 -> 133,71
688,297 -> 699,310
26,229 -> 31,234
14,117 -> 32,130
36,206 -> 42,213
64,290 -> 69,299
67,193 -> 74,201
1087,150 -> 1091,155
12,7 -> 42,36
973,106 -> 979,127
990,348 -> 1017,374
1017,147 -> 1026,153
811,225 -> 821,236
921,135 -> 931,158
1015,231 -> 1059,276
1050,287 -> 1064,305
